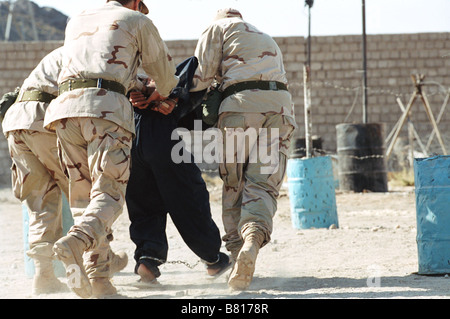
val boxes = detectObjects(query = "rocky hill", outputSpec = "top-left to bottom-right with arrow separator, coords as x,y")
0,0 -> 67,41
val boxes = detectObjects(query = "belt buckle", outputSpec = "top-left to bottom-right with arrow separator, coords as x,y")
97,78 -> 103,89
269,81 -> 278,91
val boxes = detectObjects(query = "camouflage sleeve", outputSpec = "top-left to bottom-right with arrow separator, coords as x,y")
138,18 -> 178,97
191,24 -> 224,92
22,47 -> 63,96
128,76 -> 145,92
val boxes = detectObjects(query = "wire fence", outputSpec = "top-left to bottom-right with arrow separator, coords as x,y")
288,77 -> 449,160
197,78 -> 449,174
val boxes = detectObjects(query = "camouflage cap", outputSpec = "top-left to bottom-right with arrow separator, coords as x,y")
214,8 -> 243,21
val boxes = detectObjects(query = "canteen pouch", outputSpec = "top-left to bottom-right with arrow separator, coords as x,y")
201,84 -> 223,126
0,87 -> 20,122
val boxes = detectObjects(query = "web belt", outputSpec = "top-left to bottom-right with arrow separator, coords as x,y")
222,80 -> 288,100
58,78 -> 126,96
16,90 -> 57,103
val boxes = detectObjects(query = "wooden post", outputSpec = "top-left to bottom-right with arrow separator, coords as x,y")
396,97 -> 428,156
426,89 -> 449,151
386,74 -> 448,159
386,91 -> 417,159
420,90 -> 447,155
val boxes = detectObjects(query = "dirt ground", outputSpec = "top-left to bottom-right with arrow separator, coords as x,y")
1,175 -> 450,300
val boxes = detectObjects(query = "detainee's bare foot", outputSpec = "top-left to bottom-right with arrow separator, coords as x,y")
137,263 -> 158,284
207,268 -> 219,276
206,252 -> 232,277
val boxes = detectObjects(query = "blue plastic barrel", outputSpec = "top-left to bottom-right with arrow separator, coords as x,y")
22,195 -> 73,278
414,155 -> 450,275
287,156 -> 339,229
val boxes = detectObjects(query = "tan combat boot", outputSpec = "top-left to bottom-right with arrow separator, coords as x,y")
90,277 -> 117,298
32,257 -> 67,295
110,251 -> 128,275
85,251 -> 127,298
229,243 -> 242,264
53,234 -> 92,298
89,251 -> 127,298
228,231 -> 264,291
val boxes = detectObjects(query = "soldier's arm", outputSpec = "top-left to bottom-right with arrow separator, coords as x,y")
190,24 -> 223,92
137,18 -> 178,98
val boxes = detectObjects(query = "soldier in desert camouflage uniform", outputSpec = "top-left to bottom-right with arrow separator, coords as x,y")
2,47 -> 68,295
2,47 -> 128,296
44,0 -> 178,298
191,8 -> 297,290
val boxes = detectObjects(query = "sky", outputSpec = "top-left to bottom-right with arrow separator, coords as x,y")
28,0 -> 450,41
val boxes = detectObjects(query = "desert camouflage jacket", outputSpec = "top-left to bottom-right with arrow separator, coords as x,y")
191,16 -> 295,119
2,47 -> 63,135
44,1 -> 178,135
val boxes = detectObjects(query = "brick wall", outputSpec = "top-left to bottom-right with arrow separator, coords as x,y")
1,33 -> 449,185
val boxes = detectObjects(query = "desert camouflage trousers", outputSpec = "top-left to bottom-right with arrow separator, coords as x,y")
217,111 -> 295,254
7,130 -> 69,259
54,117 -> 132,278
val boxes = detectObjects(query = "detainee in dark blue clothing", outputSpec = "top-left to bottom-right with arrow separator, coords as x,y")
125,57 -> 231,284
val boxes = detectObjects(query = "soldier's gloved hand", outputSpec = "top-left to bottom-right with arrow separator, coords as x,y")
150,98 -> 178,115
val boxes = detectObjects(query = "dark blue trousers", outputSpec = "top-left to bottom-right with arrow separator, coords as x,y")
125,109 -> 222,268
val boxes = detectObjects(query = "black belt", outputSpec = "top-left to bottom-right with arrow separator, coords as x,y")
16,90 -> 57,103
222,80 -> 288,100
58,79 -> 126,96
